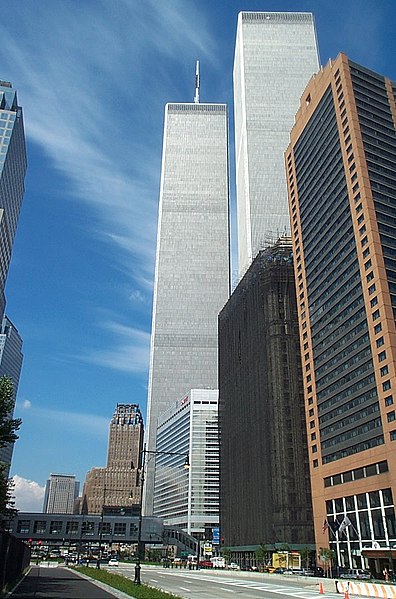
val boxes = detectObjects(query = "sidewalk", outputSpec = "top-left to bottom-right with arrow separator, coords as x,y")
8,565 -> 134,599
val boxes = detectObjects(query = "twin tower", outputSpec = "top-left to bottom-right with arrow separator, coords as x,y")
144,13 -> 319,514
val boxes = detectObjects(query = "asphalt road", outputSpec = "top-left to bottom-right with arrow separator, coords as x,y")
113,564 -> 342,599
10,565 -> 130,599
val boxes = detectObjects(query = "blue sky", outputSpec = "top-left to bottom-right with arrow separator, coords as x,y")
1,0 -> 395,511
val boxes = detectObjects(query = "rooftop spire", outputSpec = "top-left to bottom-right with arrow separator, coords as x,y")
194,60 -> 200,103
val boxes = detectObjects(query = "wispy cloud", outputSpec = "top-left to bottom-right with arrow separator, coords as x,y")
0,0 -> 217,287
12,475 -> 45,512
76,321 -> 150,373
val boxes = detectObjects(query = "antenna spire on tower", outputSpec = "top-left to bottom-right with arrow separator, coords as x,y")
194,60 -> 200,103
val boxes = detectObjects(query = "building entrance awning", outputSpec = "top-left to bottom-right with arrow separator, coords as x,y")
361,548 -> 396,560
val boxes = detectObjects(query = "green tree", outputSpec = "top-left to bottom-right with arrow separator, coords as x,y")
0,376 -> 21,523
299,545 -> 312,569
220,547 -> 231,562
255,544 -> 271,570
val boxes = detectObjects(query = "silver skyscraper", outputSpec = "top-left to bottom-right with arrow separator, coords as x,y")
234,12 -> 319,277
145,100 -> 230,514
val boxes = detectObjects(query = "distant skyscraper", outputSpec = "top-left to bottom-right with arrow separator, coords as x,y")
286,53 -> 396,571
82,404 -> 143,514
0,315 -> 23,474
154,389 -> 219,538
43,474 -> 79,514
0,81 -> 27,319
145,97 -> 230,515
218,239 -> 314,552
233,12 -> 319,277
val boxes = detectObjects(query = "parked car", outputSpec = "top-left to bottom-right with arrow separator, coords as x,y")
273,567 -> 285,574
199,560 -> 213,568
228,562 -> 240,570
340,569 -> 370,580
108,558 -> 119,566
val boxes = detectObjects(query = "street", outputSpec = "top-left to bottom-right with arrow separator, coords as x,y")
112,564 -> 342,599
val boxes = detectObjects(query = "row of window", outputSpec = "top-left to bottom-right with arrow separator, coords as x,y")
16,519 -> 139,536
324,460 -> 388,487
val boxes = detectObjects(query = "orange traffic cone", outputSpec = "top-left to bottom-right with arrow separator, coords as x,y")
319,581 -> 324,594
343,588 -> 349,599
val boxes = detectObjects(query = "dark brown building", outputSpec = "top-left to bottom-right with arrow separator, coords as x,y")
218,239 -> 314,554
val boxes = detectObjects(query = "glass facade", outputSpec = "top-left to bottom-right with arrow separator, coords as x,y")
154,389 -> 219,537
145,103 -> 230,514
326,488 -> 395,569
233,12 -> 319,276
0,81 -> 27,319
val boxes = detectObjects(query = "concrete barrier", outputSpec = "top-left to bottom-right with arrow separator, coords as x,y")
336,580 -> 396,598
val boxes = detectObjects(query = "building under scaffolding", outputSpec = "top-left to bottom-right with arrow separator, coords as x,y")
218,238 -> 314,559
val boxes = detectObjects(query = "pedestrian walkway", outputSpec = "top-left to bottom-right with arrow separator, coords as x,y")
9,565 -> 133,599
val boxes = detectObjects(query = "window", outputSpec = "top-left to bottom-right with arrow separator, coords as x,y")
313,459 -> 318,468
309,408 -> 314,417
114,522 -> 126,536
310,420 -> 315,429
376,337 -> 384,348
380,365 -> 389,377
378,351 -> 387,362
99,522 -> 112,536
33,520 -> 47,534
385,396 -> 393,407
17,520 -> 31,534
50,521 -> 63,534
391,430 -> 396,441
383,380 -> 391,391
365,259 -> 372,270
66,521 -> 79,535
82,521 -> 95,536
311,432 -> 316,441
370,297 -> 378,308
368,284 -> 376,295
372,309 -> 380,320
387,411 -> 396,422
312,444 -> 317,453
374,323 -> 382,334
367,271 -> 374,282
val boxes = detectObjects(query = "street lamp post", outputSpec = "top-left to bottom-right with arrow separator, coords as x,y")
134,445 -> 189,585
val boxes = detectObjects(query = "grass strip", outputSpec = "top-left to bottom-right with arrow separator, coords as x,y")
74,566 -> 183,599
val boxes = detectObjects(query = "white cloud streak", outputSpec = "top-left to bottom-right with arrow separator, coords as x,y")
77,321 -> 150,373
0,0 -> 217,286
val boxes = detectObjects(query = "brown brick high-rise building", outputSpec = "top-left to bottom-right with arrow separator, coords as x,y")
82,404 -> 143,515
286,53 -> 396,575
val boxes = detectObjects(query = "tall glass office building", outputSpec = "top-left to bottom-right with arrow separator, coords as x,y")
154,389 -> 219,538
0,81 -> 27,319
145,102 -> 230,515
233,12 -> 319,277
